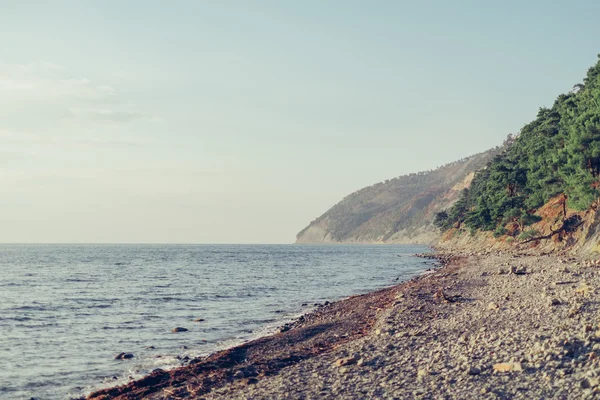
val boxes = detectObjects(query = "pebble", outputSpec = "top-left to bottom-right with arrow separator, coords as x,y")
467,366 -> 481,375
335,354 -> 359,367
548,298 -> 561,306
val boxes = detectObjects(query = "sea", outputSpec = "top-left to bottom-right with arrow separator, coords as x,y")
0,244 -> 433,399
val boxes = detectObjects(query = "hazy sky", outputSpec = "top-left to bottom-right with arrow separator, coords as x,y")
1,1 -> 599,243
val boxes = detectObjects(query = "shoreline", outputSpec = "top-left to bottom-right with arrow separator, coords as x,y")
86,252 -> 450,399
88,248 -> 600,399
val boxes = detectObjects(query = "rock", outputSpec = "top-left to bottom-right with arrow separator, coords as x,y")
239,377 -> 259,386
493,363 -> 520,373
180,345 -> 188,349
172,327 -> 188,333
510,266 -> 527,275
581,377 -> 600,389
548,298 -> 561,306
467,366 -> 481,375
115,352 -> 134,360
576,283 -> 591,296
193,318 -> 205,322
568,307 -> 580,317
488,302 -> 499,310
334,356 -> 358,367
233,370 -> 245,379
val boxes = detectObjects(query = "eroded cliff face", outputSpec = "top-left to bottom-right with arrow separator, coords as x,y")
437,195 -> 600,257
296,149 -> 500,245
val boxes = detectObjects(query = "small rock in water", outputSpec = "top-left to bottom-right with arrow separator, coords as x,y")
172,327 -> 188,333
180,345 -> 188,349
114,352 -> 134,360
193,318 -> 205,322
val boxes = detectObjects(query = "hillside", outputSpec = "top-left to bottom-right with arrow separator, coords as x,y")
296,146 -> 506,244
437,55 -> 600,254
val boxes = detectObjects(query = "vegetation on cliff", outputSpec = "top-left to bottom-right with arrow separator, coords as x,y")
436,56 -> 600,238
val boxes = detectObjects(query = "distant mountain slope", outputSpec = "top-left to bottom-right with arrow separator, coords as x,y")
296,146 -> 506,244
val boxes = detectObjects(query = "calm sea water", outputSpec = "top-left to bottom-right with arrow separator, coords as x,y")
0,244 -> 432,399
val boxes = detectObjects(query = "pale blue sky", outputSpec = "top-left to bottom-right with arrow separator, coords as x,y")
1,1 -> 599,243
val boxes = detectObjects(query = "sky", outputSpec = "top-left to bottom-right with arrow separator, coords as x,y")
1,1 -> 599,243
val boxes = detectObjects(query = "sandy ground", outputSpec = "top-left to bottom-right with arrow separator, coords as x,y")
89,250 -> 600,399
